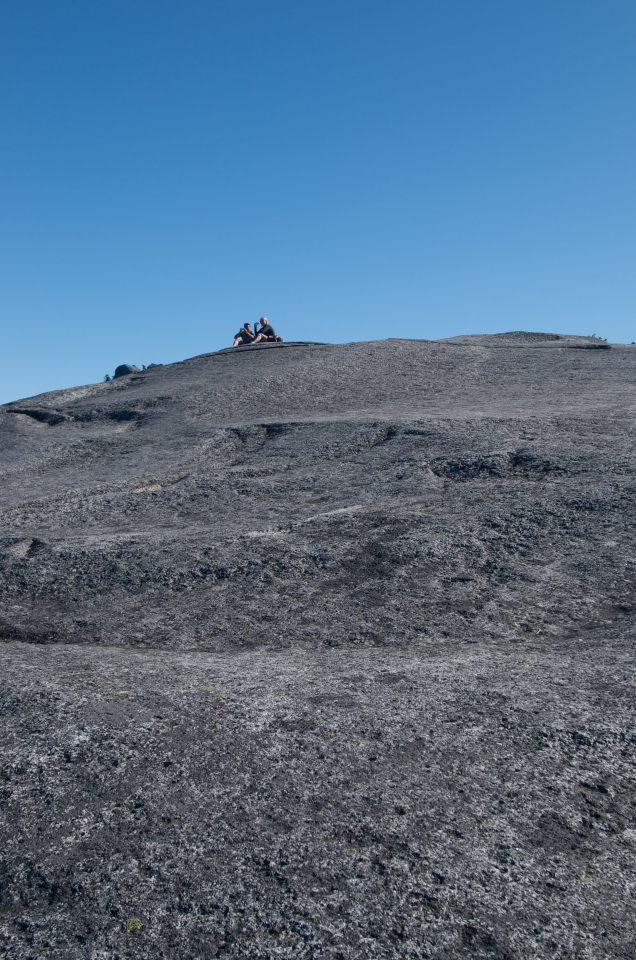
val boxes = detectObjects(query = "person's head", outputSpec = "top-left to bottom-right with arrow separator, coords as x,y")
260,316 -> 268,324
244,323 -> 251,330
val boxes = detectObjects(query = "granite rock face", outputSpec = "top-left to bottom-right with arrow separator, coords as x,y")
0,333 -> 635,959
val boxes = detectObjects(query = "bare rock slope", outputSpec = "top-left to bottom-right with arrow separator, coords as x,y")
1,333 -> 635,959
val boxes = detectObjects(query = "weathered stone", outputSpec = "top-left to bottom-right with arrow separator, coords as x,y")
0,333 -> 634,959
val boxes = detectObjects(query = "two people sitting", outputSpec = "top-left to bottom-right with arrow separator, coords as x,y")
233,317 -> 281,348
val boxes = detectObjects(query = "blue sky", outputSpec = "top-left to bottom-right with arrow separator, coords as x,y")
1,0 -> 634,403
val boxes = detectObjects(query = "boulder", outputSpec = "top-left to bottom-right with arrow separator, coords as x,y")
113,364 -> 141,379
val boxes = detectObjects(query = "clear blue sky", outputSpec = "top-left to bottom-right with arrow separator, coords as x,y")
1,0 -> 634,403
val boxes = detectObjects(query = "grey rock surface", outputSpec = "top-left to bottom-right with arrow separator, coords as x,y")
1,333 -> 635,958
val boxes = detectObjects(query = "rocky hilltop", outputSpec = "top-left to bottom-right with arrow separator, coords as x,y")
1,333 -> 635,959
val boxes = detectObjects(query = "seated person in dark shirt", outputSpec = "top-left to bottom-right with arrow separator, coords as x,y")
253,316 -> 280,344
233,323 -> 255,347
